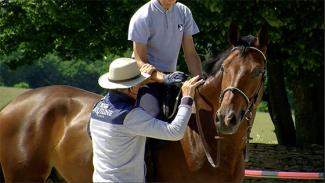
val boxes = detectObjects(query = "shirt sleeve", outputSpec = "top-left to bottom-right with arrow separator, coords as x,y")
123,97 -> 193,141
128,13 -> 149,44
183,7 -> 199,36
135,85 -> 160,117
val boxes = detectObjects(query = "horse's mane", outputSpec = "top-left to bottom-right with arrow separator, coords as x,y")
203,35 -> 257,77
203,48 -> 231,76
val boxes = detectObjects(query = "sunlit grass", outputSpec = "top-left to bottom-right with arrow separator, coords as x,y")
0,86 -> 28,109
251,112 -> 278,144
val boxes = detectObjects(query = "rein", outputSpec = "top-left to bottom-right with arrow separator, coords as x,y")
194,46 -> 267,168
195,87 -> 223,168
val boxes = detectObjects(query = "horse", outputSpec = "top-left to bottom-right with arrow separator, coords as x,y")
148,24 -> 268,182
0,24 -> 267,182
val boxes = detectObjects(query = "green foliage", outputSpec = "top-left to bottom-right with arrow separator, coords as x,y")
257,101 -> 268,112
1,53 -> 111,93
2,0 -> 322,78
0,0 -> 323,110
0,0 -> 146,68
13,81 -> 29,88
262,1 -> 324,84
182,0 -> 324,79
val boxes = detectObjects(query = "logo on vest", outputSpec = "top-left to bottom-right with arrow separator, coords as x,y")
93,102 -> 113,117
178,24 -> 183,32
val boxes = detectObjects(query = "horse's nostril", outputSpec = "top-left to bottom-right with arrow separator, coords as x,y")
241,110 -> 246,119
226,112 -> 237,126
216,111 -> 221,121
229,115 -> 237,126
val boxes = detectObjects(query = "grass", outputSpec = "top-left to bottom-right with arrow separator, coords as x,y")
0,86 -> 278,144
251,112 -> 278,144
0,86 -> 29,109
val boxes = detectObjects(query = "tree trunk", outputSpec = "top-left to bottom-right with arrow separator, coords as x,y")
267,60 -> 296,146
293,69 -> 324,147
313,68 -> 324,145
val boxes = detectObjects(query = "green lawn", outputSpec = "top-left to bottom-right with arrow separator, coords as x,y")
0,86 -> 28,109
0,86 -> 278,144
251,112 -> 278,144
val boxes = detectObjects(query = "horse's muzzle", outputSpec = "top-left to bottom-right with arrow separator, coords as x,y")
216,110 -> 240,134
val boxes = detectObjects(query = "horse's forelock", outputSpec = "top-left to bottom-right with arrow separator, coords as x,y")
239,35 -> 256,47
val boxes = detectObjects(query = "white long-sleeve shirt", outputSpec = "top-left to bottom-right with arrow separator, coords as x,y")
90,91 -> 193,182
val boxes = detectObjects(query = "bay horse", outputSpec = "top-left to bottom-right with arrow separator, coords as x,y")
0,24 -> 267,182
149,24 -> 267,182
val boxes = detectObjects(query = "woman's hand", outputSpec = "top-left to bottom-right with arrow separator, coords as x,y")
181,75 -> 205,98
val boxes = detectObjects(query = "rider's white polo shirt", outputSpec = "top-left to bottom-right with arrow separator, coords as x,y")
128,0 -> 199,73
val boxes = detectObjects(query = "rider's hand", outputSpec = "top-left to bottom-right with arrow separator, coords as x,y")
163,71 -> 188,86
140,64 -> 156,75
181,75 -> 205,98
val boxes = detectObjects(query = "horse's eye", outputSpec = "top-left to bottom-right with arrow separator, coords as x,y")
253,69 -> 265,77
258,69 -> 265,76
221,65 -> 224,72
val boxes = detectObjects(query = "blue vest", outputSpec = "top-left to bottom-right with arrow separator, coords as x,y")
91,91 -> 135,125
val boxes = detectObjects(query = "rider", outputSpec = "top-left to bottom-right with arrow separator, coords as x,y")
128,0 -> 203,118
89,58 -> 204,182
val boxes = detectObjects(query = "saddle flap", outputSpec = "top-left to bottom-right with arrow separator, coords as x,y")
161,85 -> 182,121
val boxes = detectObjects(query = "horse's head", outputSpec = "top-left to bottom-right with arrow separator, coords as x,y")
216,24 -> 268,135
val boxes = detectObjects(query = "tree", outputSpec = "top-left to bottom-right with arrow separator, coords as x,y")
266,58 -> 296,146
0,0 -> 146,68
1,0 -> 323,147
183,0 -> 323,147
265,1 -> 324,147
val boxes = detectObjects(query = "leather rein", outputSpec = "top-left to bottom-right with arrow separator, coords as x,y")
194,46 -> 267,168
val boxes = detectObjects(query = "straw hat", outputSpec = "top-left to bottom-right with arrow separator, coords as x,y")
98,58 -> 150,89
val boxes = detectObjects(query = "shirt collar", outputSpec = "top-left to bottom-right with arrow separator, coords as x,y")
105,91 -> 135,105
152,0 -> 174,14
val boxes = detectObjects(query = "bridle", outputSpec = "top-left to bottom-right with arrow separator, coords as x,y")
219,46 -> 267,121
194,46 -> 267,168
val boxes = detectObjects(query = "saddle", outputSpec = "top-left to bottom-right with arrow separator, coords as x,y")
161,84 -> 182,122
146,84 -> 184,180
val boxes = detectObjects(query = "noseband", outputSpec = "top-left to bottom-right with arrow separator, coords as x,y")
219,46 -> 267,121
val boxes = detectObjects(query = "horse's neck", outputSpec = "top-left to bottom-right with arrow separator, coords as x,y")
200,72 -> 222,109
178,73 -> 222,171
180,116 -> 208,171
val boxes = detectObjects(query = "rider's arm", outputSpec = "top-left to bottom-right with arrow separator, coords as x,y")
182,35 -> 202,77
128,12 -> 165,83
132,42 -> 148,67
133,42 -> 165,83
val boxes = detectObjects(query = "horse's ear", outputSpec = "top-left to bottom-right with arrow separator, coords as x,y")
256,23 -> 268,50
228,23 -> 240,46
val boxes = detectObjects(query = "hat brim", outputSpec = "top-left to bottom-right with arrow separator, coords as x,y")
98,72 -> 150,89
